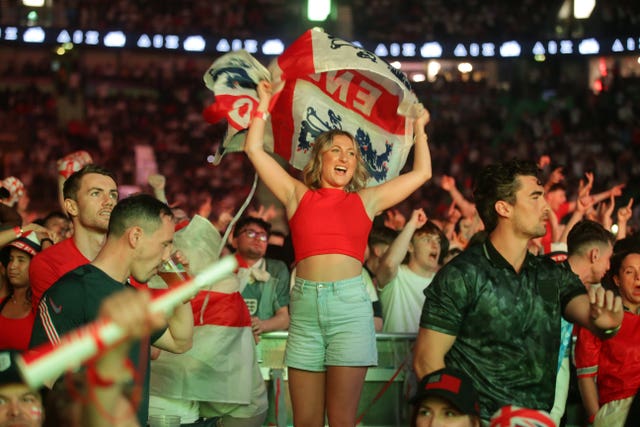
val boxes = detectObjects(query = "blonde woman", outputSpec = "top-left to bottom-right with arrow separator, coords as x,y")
244,80 -> 431,426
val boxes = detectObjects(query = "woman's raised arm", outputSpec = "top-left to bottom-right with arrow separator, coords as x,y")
361,107 -> 432,216
244,81 -> 304,213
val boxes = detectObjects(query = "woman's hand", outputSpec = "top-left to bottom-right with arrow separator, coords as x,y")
257,80 -> 272,103
413,106 -> 430,134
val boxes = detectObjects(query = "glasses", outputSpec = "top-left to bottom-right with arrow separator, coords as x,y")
240,229 -> 268,242
415,234 -> 441,245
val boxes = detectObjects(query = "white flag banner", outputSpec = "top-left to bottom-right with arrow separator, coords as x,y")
203,28 -> 423,185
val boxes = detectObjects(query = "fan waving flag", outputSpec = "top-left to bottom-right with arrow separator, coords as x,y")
203,27 -> 423,185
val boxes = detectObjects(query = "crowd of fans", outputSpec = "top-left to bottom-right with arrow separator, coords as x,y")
0,51 -> 638,232
352,0 -> 640,42
0,3 -> 639,426
1,0 -> 304,40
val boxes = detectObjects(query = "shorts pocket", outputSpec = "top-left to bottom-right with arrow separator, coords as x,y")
290,282 -> 304,303
335,283 -> 369,304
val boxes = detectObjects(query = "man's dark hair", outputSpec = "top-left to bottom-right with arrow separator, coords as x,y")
62,165 -> 117,201
270,230 -> 286,240
547,183 -> 566,194
567,220 -> 615,257
613,235 -> 640,255
108,194 -> 173,237
473,159 -> 541,232
467,230 -> 488,248
368,225 -> 398,248
43,210 -> 69,224
233,216 -> 272,237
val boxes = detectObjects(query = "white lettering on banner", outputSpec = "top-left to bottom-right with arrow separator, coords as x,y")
56,30 -> 71,43
626,38 -> 635,50
4,27 -> 18,40
354,80 -> 382,116
73,30 -> 83,44
402,43 -> 416,57
85,31 -> 99,45
153,34 -> 163,48
244,39 -> 258,53
325,71 -> 354,103
481,43 -> 495,57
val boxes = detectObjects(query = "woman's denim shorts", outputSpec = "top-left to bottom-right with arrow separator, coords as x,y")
284,275 -> 378,371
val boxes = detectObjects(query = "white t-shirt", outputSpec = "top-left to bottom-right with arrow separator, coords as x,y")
379,264 -> 433,333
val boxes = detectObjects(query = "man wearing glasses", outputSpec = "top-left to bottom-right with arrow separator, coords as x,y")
232,216 -> 290,343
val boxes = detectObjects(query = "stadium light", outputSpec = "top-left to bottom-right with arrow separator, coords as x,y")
308,0 -> 330,21
574,0 -> 596,19
427,61 -> 441,81
22,0 -> 45,6
458,63 -> 473,73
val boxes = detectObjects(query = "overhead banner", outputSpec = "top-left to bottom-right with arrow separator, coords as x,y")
203,28 -> 423,185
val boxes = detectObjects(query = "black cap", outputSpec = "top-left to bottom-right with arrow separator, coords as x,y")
0,351 -> 23,386
410,367 -> 481,417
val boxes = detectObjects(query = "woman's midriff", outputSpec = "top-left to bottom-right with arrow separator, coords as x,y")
295,253 -> 363,282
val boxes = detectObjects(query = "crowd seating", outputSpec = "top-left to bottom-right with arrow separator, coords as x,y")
2,0 -> 639,42
0,52 -> 637,232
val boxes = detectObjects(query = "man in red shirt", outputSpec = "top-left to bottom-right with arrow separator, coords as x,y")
30,165 -> 118,310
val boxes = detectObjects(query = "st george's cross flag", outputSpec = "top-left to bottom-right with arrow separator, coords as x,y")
149,216 -> 261,406
203,27 -> 423,185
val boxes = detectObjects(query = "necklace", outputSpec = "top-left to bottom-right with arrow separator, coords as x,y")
10,297 -> 27,306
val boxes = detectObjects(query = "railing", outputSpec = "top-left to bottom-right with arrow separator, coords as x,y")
257,332 -> 417,427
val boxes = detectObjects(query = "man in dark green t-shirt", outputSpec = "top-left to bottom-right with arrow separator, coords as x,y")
30,194 -> 194,426
413,160 -> 623,421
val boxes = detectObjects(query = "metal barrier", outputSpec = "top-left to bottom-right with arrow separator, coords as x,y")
256,332 -> 417,427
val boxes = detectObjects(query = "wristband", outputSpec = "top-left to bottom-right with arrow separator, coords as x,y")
603,323 -> 621,336
252,110 -> 270,122
13,226 -> 23,238
40,238 -> 54,245
588,413 -> 596,424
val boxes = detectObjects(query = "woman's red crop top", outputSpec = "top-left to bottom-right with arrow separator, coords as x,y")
289,188 -> 372,264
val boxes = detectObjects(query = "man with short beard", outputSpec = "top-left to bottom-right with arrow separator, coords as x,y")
31,194 -> 193,426
30,165 -> 118,310
414,159 -> 623,422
